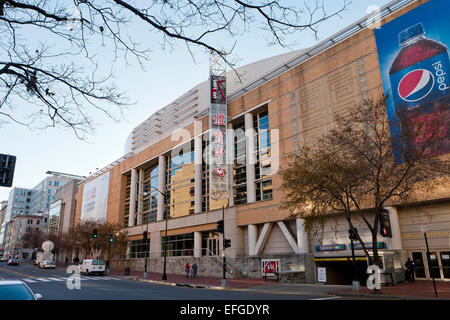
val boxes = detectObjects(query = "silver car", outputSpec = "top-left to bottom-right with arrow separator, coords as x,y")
39,260 -> 56,269
0,280 -> 43,300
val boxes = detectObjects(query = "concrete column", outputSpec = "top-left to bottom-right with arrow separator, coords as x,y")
194,231 -> 202,258
385,206 -> 402,250
296,218 -> 309,254
137,169 -> 144,225
245,113 -> 256,203
227,123 -> 234,207
194,135 -> 203,214
248,224 -> 257,256
157,155 -> 166,221
150,232 -> 161,259
129,168 -> 137,227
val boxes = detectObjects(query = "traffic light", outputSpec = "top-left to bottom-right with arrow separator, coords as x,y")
0,154 -> 16,188
216,219 -> 224,233
109,234 -> 114,243
224,238 -> 231,249
380,209 -> 392,238
143,231 -> 148,240
348,228 -> 358,241
93,229 -> 97,239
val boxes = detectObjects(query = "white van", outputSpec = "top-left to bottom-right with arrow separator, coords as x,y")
78,259 -> 105,275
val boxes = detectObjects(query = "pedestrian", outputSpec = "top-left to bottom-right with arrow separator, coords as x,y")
405,258 -> 415,282
65,258 -> 68,266
185,262 -> 190,278
192,263 -> 198,279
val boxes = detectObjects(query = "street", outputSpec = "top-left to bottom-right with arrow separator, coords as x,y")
0,262 -> 359,301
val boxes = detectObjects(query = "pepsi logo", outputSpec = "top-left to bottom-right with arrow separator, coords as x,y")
398,69 -> 434,102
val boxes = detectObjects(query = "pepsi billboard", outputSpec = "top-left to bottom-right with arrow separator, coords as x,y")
375,0 -> 450,159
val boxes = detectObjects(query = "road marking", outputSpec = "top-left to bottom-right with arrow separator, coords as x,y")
310,296 -> 341,300
103,277 -> 120,280
34,278 -> 51,282
47,277 -> 64,281
0,267 -> 35,278
21,278 -> 37,283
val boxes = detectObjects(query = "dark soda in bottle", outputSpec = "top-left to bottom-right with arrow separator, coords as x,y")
389,23 -> 450,156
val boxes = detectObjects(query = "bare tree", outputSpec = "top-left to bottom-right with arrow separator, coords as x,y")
280,95 -> 449,283
0,0 -> 349,138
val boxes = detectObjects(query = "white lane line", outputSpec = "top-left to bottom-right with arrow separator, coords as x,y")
34,278 -> 51,282
103,277 -> 120,280
310,296 -> 342,300
21,278 -> 37,283
47,277 -> 64,281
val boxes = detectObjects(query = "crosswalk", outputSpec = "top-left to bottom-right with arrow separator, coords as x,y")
20,276 -> 121,283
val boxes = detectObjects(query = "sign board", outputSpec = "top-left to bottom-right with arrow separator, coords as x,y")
317,267 -> 326,283
374,0 -> 450,161
315,244 -> 346,252
81,172 -> 110,223
261,259 -> 280,276
421,224 -> 429,234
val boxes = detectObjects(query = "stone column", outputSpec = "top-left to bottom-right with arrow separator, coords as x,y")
157,155 -> 166,221
227,123 -> 234,207
129,168 -> 137,227
194,135 -> 203,214
245,113 -> 256,204
248,224 -> 257,256
385,206 -> 403,250
137,169 -> 144,225
296,218 -> 309,254
194,231 -> 202,258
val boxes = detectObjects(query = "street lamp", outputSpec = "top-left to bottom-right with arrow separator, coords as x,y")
144,186 -> 169,281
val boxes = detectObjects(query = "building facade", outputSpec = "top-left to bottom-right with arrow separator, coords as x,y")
74,0 -> 450,284
3,214 -> 44,260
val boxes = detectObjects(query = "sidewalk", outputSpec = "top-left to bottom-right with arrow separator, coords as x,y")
108,268 -> 276,289
332,281 -> 450,300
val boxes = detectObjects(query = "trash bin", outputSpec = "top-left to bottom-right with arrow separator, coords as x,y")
125,267 -> 130,275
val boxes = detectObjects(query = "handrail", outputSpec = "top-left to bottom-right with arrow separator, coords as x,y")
204,248 -> 237,275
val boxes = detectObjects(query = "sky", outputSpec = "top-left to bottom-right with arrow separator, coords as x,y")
0,0 -> 393,201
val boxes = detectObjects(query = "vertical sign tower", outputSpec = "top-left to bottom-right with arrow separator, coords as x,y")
209,52 -> 229,201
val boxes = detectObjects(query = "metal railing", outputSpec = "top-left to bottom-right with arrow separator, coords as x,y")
204,248 -> 237,276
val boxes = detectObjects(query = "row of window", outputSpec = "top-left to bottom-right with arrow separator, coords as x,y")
124,108 -> 273,227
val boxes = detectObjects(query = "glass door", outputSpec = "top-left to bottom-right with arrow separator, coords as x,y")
412,252 -> 426,278
427,252 -> 441,279
440,251 -> 450,279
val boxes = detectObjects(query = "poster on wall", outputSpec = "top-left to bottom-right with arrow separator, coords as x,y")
261,259 -> 280,276
81,172 -> 110,223
374,0 -> 450,160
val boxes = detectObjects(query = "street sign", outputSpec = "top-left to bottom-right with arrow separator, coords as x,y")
317,267 -> 327,283
421,224 -> 429,233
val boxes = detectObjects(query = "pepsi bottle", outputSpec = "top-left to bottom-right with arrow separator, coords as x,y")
389,23 -> 450,156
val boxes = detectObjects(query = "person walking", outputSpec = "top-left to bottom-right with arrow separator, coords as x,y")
405,258 -> 415,282
185,262 -> 191,279
192,263 -> 198,279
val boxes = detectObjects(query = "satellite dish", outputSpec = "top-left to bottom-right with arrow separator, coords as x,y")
42,240 -> 54,252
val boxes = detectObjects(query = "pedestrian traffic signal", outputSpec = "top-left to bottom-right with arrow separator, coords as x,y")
93,229 -> 97,239
216,219 -> 224,233
0,154 -> 16,188
143,231 -> 148,240
380,209 -> 392,238
224,238 -> 231,249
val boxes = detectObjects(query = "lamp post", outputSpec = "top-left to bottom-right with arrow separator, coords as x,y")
145,186 -> 169,281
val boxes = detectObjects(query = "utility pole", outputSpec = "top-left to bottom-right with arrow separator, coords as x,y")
221,206 -> 226,288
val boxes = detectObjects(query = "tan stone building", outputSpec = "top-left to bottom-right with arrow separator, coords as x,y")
4,214 -> 44,260
74,0 -> 450,284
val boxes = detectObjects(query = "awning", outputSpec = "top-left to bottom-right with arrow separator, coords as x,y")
314,257 -> 368,262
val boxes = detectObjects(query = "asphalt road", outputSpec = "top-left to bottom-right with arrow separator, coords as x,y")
0,262 -> 342,301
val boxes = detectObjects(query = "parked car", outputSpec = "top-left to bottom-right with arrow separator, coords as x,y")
78,259 -> 105,275
39,260 -> 56,269
0,280 -> 42,300
7,259 -> 20,266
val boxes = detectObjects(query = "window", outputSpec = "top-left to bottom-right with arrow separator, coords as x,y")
161,233 -> 194,257
128,239 -> 150,258
233,120 -> 247,205
37,220 -> 40,225
17,235 -> 22,240
142,165 -> 159,224
123,174 -> 131,227
165,141 -> 195,218
44,218 -> 47,223
49,181 -> 52,186
254,109 -> 273,201
27,219 -> 33,224
18,227 -> 23,233
54,181 -> 59,187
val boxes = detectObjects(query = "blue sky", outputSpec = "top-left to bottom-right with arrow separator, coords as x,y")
0,0 -> 393,201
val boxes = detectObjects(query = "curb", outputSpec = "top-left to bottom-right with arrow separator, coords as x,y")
329,290 -> 430,300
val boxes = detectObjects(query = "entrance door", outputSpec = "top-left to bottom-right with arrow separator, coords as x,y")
412,252 -> 426,279
440,251 -> 450,279
208,238 -> 219,256
427,252 -> 441,279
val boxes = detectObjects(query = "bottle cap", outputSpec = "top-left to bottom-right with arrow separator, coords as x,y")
399,23 -> 425,45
